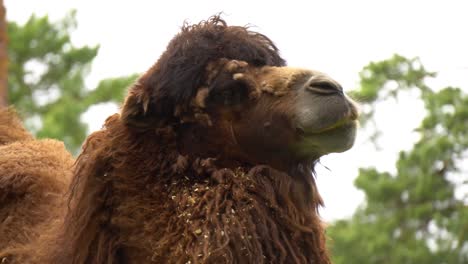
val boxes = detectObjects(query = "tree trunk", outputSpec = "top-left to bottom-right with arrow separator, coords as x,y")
0,0 -> 8,107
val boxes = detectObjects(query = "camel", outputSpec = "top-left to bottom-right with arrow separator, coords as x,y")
0,16 -> 358,263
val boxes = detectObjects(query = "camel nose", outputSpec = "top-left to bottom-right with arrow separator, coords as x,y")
304,75 -> 343,96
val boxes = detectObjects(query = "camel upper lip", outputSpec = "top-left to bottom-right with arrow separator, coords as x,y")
296,103 -> 360,135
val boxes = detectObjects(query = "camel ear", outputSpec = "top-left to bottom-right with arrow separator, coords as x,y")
120,84 -> 162,130
204,60 -> 257,109
206,78 -> 251,108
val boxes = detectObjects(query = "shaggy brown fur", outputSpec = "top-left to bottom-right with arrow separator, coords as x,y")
1,16 -> 358,264
0,108 -> 73,252
0,108 -> 33,145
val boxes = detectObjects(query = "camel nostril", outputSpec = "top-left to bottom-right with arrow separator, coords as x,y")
305,76 -> 343,95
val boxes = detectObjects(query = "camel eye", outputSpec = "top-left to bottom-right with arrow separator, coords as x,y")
207,80 -> 249,107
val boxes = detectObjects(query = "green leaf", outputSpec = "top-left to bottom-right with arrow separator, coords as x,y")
329,55 -> 468,264
8,11 -> 138,153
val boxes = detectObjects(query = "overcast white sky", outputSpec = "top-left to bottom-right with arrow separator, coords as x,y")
6,0 -> 468,220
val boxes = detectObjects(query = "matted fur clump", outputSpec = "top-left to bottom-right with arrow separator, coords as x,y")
1,16 -> 359,264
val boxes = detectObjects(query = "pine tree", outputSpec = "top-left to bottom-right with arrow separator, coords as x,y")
329,55 -> 468,264
8,11 -> 137,153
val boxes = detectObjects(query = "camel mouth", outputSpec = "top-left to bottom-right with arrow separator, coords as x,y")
318,120 -> 358,137
306,115 -> 358,135
294,81 -> 360,136
294,120 -> 358,157
296,105 -> 359,136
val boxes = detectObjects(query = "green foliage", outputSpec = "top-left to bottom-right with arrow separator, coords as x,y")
8,11 -> 138,153
329,55 -> 468,263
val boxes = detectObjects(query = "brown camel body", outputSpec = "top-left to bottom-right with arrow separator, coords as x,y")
0,17 -> 358,263
0,108 -> 72,253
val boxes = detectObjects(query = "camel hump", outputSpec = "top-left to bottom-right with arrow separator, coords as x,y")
0,107 -> 33,145
0,110 -> 73,251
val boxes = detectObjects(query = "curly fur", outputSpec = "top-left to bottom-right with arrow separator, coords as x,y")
0,16 -> 335,264
121,16 -> 285,129
41,116 -> 329,263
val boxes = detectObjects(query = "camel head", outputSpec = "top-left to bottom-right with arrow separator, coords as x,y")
120,16 -> 358,170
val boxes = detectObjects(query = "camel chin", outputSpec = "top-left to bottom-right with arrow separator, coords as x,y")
294,120 -> 358,157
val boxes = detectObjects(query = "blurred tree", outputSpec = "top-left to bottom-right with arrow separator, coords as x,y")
329,55 -> 468,264
8,11 -> 138,153
0,0 -> 7,107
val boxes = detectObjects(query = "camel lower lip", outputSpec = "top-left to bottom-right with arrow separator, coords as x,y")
302,120 -> 357,135
293,120 -> 358,157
